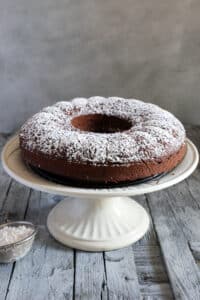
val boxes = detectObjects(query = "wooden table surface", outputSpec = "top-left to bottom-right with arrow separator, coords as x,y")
0,126 -> 200,300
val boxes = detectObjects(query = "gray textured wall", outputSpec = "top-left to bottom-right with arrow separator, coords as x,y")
0,0 -> 200,132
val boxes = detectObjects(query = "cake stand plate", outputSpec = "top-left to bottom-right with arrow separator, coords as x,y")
1,136 -> 199,251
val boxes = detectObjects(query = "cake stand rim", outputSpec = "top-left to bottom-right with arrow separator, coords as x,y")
1,135 -> 199,197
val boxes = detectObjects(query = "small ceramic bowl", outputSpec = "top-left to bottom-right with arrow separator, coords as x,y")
0,221 -> 37,263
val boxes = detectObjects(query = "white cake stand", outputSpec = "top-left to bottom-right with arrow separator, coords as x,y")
1,136 -> 199,251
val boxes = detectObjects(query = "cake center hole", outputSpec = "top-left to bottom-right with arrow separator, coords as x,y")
71,114 -> 132,133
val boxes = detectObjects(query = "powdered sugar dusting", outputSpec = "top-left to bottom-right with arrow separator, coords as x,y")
0,226 -> 34,246
19,97 -> 186,164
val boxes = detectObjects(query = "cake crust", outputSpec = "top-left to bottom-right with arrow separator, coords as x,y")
21,144 -> 186,185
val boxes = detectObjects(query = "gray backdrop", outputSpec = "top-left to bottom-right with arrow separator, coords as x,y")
0,0 -> 200,132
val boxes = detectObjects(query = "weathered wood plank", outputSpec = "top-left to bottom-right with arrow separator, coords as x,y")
0,263 -> 15,300
104,246 -> 141,300
6,227 -> 74,300
74,251 -> 106,300
134,196 -> 173,299
1,180 -> 30,221
133,245 -> 169,284
140,283 -> 174,299
189,241 -> 200,261
156,177 -> 200,281
148,189 -> 200,300
5,191 -> 74,300
163,182 -> 200,241
144,126 -> 200,299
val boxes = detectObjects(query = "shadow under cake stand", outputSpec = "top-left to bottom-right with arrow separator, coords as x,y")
2,136 -> 199,251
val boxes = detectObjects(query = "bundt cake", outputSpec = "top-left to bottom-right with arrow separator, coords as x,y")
19,97 -> 186,187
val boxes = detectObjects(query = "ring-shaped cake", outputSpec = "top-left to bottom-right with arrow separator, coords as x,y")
19,97 -> 186,186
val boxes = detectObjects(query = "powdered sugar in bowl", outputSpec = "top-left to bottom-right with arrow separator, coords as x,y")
0,221 -> 37,263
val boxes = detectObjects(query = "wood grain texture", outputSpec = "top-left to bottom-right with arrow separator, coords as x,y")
148,188 -> 200,300
6,228 -> 74,300
0,127 -> 200,299
148,194 -> 200,299
6,190 -> 74,300
74,251 -> 106,300
104,247 -> 141,300
146,126 -> 200,299
134,196 -> 174,299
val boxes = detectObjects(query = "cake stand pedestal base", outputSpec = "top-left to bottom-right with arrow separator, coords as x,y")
47,196 -> 150,251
